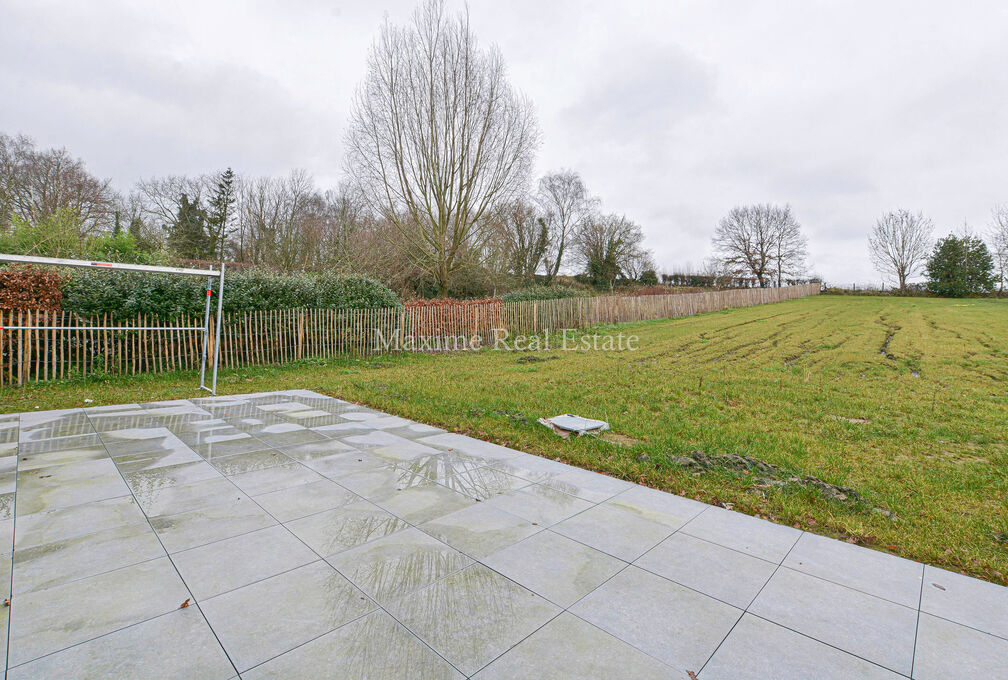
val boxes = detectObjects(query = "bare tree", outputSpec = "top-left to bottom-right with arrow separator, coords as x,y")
344,0 -> 540,293
712,204 -> 805,287
868,209 -> 933,293
491,198 -> 547,279
134,174 -> 213,238
574,212 -> 649,288
238,170 -> 322,270
537,170 -> 595,283
770,207 -> 808,286
0,133 -> 117,235
989,204 -> 1008,293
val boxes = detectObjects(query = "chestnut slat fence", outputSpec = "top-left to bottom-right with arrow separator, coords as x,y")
0,284 -> 819,386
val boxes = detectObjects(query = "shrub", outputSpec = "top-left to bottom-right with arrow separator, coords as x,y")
502,284 -> 587,302
0,265 -> 66,311
60,268 -> 400,320
639,269 -> 659,286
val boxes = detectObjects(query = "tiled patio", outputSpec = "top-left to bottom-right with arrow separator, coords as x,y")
0,390 -> 1005,679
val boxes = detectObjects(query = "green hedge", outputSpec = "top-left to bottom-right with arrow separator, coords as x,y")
502,284 -> 587,303
60,269 -> 401,320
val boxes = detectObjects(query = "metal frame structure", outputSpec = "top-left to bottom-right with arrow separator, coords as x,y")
0,253 -> 226,393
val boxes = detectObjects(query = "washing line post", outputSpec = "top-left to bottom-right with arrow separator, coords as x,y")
199,274 -> 213,390
211,262 -> 226,394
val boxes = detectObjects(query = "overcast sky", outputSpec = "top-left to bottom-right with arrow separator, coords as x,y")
3,0 -> 1006,284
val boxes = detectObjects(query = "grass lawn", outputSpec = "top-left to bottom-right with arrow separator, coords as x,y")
3,294 -> 1006,583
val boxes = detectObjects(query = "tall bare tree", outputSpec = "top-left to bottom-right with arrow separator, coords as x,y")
0,133 -> 117,235
537,170 -> 595,284
712,204 -> 805,287
989,204 -> 1008,293
344,0 -> 540,293
868,209 -> 933,293
770,207 -> 808,286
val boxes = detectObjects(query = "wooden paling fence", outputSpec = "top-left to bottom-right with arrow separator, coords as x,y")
0,284 -> 819,386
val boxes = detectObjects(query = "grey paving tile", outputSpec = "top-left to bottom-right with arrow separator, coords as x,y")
172,524 -> 317,599
536,466 -> 634,503
328,527 -> 472,605
285,500 -> 409,556
6,606 -> 235,680
699,613 -> 904,680
13,521 -> 165,594
14,495 -> 148,550
387,451 -> 485,482
570,565 -> 741,673
8,556 -> 192,667
0,470 -> 16,494
253,478 -> 358,522
419,503 -> 542,559
481,482 -> 594,526
336,463 -> 431,497
277,438 -> 358,463
749,567 -> 917,675
374,479 -> 479,524
921,564 -> 1008,639
300,449 -> 389,478
635,532 -> 777,608
473,611 -> 681,679
16,431 -> 100,455
680,506 -> 802,563
783,531 -> 924,607
0,518 -> 12,552
912,612 -> 1008,680
417,433 -> 524,462
340,430 -> 442,457
15,458 -> 131,515
228,461 -> 325,496
408,462 -> 530,501
133,475 -> 240,516
111,445 -> 203,473
255,428 -> 329,448
17,445 -> 109,471
606,484 -> 709,529
150,495 -> 277,553
242,609 -> 462,680
482,530 -> 626,607
209,448 -> 292,476
388,563 -> 560,676
200,560 -> 375,672
195,435 -> 271,460
552,502 -> 674,561
123,460 -> 223,496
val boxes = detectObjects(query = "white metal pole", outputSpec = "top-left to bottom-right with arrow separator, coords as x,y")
199,275 -> 213,390
211,262 -> 226,394
0,253 -> 220,277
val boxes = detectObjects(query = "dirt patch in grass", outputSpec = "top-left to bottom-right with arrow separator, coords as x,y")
669,449 -> 895,518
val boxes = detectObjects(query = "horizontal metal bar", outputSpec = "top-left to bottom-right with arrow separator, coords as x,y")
0,326 -> 205,331
0,253 -> 222,277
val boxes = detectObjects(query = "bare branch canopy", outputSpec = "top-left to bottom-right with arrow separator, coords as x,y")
343,0 -> 540,293
868,209 -> 933,293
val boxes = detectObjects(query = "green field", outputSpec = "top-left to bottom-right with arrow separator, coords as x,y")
3,295 -> 1006,583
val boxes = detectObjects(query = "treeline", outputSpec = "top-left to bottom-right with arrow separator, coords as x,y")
867,209 -> 1007,296
0,133 -> 657,298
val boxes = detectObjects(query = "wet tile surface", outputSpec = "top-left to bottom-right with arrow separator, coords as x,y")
388,563 -> 560,675
200,560 -> 375,671
2,390 -> 1006,678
